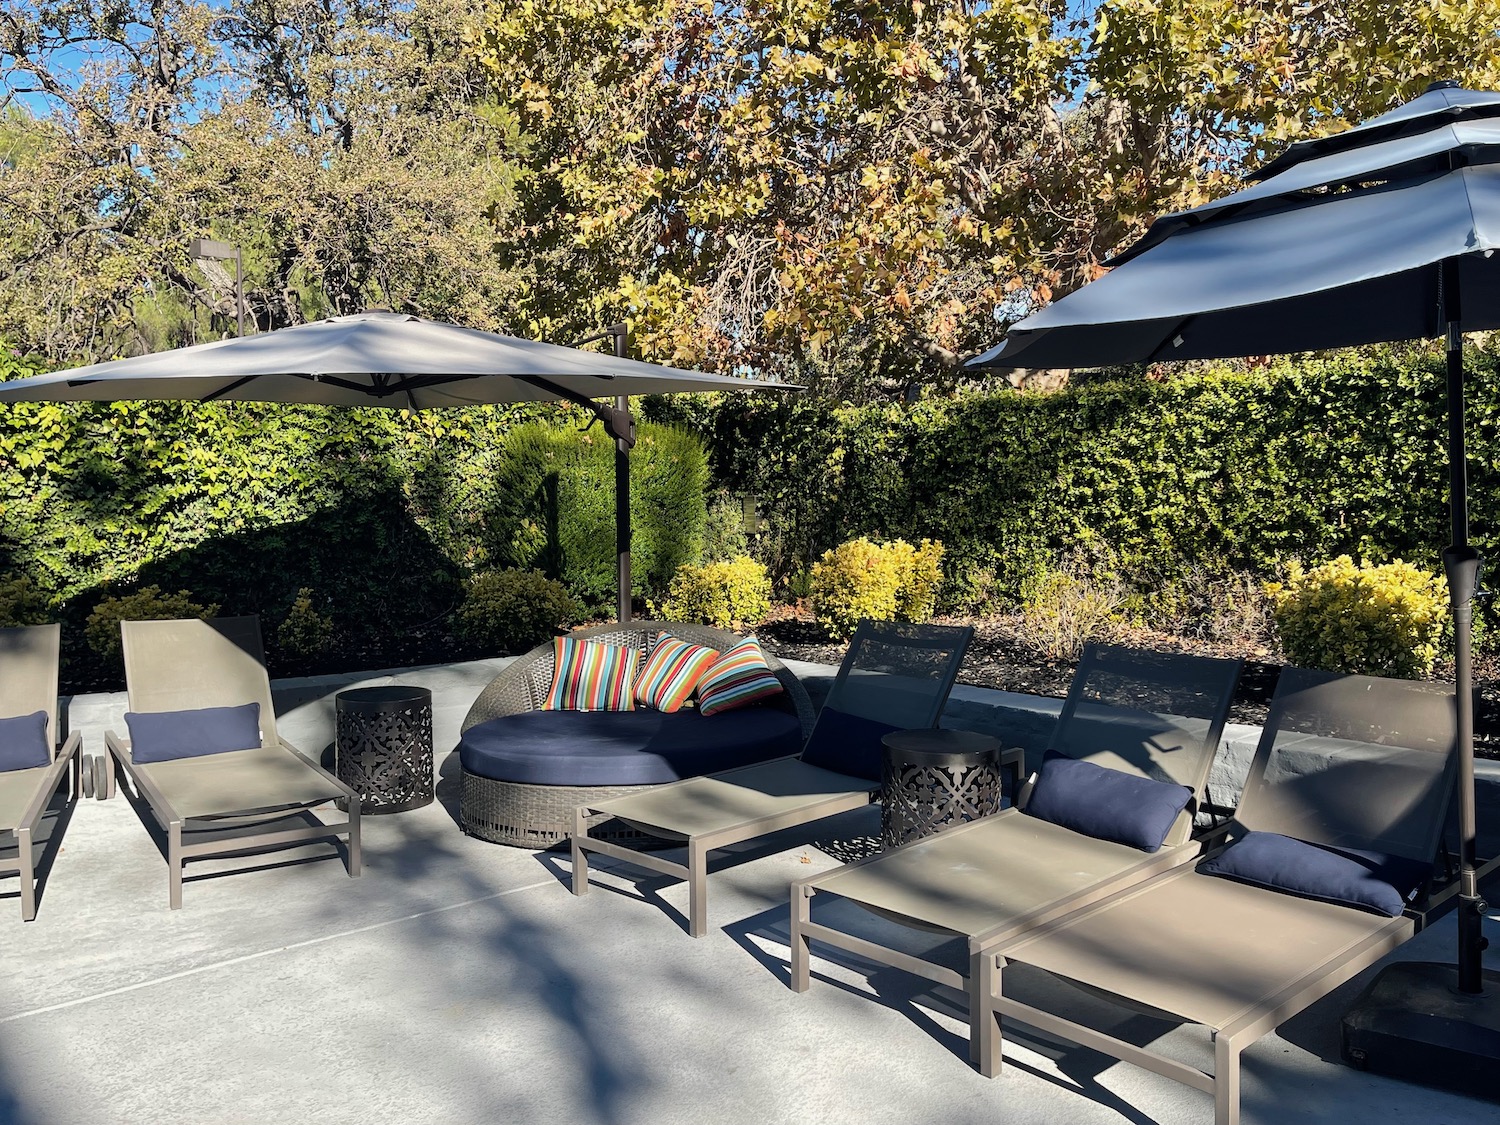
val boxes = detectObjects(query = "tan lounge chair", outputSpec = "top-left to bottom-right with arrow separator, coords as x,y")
1,623 -> 84,921
571,620 -> 975,937
789,643 -> 1244,1055
978,668 -> 1458,1125
102,617 -> 360,909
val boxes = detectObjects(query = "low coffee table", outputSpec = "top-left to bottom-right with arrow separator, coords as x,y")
879,728 -> 1021,849
335,685 -> 434,814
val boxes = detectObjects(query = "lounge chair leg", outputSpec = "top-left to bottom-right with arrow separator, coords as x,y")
790,884 -> 813,992
968,949 -> 987,1066
687,839 -> 709,938
978,954 -> 1003,1078
1214,1033 -> 1240,1125
571,807 -> 590,896
346,800 -> 362,878
18,826 -> 35,922
168,820 -> 184,910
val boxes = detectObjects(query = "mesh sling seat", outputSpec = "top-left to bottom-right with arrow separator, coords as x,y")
101,617 -> 361,910
570,620 -> 975,937
0,624 -> 84,921
458,621 -> 816,848
788,643 -> 1244,1055
977,668 -> 1458,1125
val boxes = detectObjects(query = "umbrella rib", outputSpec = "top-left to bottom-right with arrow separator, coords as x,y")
200,374 -> 264,403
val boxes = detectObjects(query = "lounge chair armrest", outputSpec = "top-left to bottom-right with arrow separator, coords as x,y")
15,731 -> 82,830
279,739 -> 362,805
57,729 -> 83,762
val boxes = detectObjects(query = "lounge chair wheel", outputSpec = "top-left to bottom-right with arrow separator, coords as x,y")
80,755 -> 95,799
92,754 -> 109,800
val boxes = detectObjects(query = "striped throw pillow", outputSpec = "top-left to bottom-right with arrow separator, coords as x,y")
635,633 -> 720,713
542,637 -> 639,711
696,636 -> 785,717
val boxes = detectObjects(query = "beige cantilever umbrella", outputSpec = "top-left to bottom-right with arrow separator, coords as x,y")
0,311 -> 799,619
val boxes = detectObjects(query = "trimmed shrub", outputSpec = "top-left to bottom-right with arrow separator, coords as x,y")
277,588 -> 335,658
85,586 -> 219,668
654,556 -> 772,630
455,568 -> 577,653
809,537 -> 945,641
809,538 -> 904,640
894,538 -> 945,622
1017,554 -> 1125,661
702,489 -> 751,563
0,572 -> 51,626
1267,556 -> 1448,678
480,420 -> 709,607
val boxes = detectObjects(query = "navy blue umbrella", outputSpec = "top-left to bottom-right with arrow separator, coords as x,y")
971,81 -> 1500,1079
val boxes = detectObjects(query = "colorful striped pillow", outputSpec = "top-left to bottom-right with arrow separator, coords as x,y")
696,636 -> 785,717
542,637 -> 639,711
635,633 -> 720,712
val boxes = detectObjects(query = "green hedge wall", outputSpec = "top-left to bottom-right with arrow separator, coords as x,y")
481,421 -> 708,605
644,348 -> 1500,608
0,389 -> 707,680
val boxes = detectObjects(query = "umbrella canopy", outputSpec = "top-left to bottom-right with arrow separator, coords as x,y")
0,311 -> 799,622
968,82 -> 1498,1009
0,311 -> 797,408
971,127 -> 1500,369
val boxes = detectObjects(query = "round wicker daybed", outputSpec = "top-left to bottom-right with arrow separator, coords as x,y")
457,621 -> 815,848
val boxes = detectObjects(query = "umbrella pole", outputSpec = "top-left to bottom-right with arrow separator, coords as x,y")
613,328 -> 633,623
1442,318 -> 1486,994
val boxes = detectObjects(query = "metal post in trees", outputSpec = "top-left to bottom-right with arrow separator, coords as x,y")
188,237 -> 246,337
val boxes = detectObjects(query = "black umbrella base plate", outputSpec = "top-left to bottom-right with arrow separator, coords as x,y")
1341,961 -> 1500,1100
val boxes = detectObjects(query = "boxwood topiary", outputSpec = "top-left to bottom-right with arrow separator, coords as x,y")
455,568 -> 577,653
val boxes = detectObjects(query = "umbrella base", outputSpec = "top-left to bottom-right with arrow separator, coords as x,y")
1341,961 -> 1500,1100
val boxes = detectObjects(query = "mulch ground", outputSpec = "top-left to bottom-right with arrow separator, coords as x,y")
755,611 -> 1500,758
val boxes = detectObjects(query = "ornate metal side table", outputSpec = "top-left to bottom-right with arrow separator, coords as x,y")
880,728 -> 1015,849
335,685 -> 434,814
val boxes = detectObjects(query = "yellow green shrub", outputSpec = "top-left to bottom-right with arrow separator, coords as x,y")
809,537 -> 946,641
1266,556 -> 1448,678
896,538 -> 945,622
654,556 -> 772,631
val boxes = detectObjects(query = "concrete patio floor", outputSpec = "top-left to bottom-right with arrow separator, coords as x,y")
5,660 -> 1500,1125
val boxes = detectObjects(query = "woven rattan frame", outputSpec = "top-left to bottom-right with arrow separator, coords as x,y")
459,621 -> 815,847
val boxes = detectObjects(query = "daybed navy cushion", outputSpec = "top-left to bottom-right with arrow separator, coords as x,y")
458,706 -> 803,786
0,710 -> 50,772
1024,753 -> 1192,852
796,707 -> 902,782
126,703 -> 262,764
1198,830 -> 1431,918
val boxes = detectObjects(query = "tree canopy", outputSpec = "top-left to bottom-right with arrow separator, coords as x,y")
3,0 -> 1500,394
0,0 -> 521,362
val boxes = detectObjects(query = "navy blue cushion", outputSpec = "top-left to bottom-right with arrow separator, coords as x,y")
1024,753 -> 1192,852
126,703 -> 262,764
458,706 -> 803,786
0,710 -> 50,772
1198,831 -> 1431,917
795,707 -> 902,782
